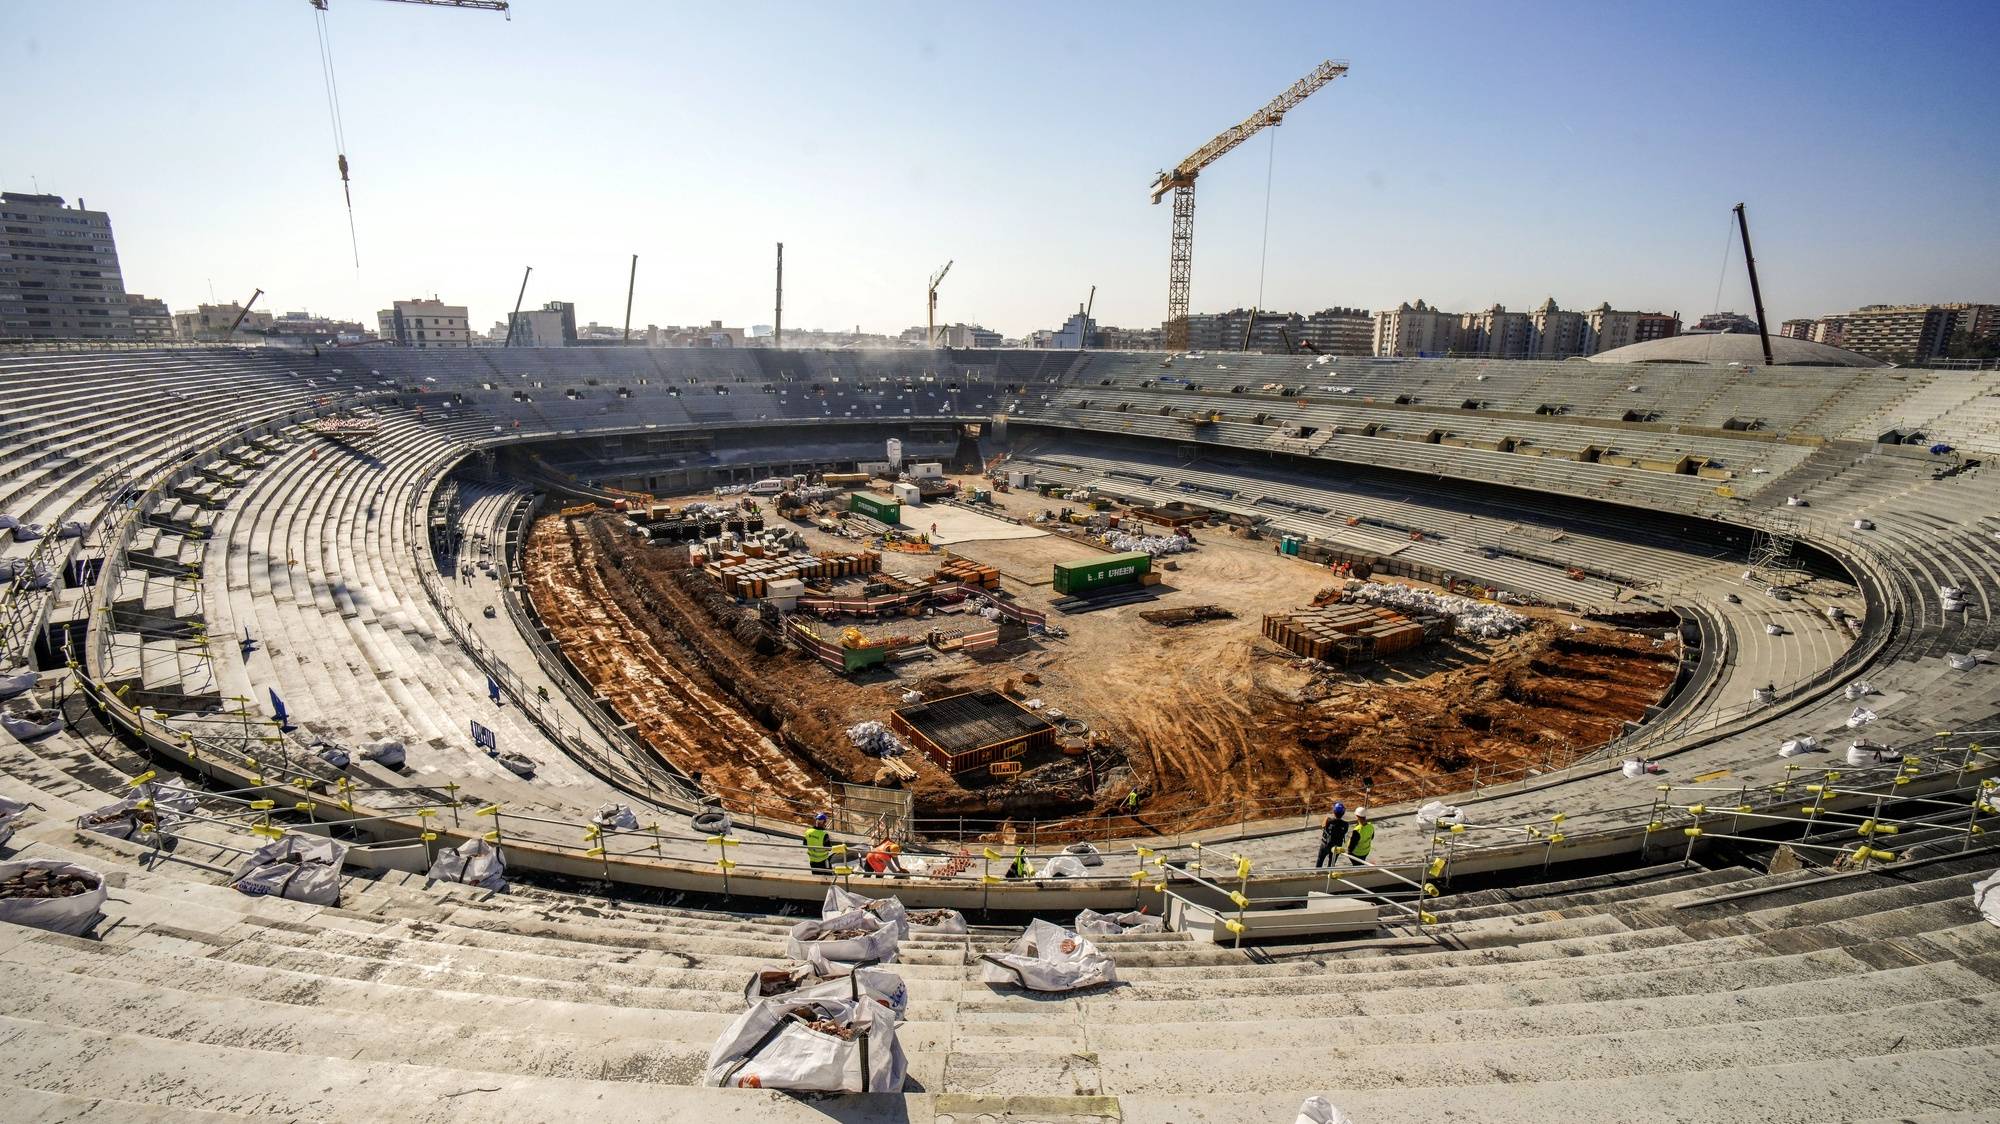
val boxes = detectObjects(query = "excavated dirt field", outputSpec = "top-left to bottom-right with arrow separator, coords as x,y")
523,482 -> 1681,837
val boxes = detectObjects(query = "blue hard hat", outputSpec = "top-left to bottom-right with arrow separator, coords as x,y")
1332,802 -> 1346,815
813,812 -> 829,824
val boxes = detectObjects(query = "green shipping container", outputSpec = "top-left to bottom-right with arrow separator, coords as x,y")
850,493 -> 901,524
1052,551 -> 1151,595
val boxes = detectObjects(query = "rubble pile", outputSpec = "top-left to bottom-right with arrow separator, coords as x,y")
1343,581 -> 1529,639
845,720 -> 908,758
1108,531 -> 1192,557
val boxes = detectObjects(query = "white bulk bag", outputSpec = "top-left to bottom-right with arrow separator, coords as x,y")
1296,1096 -> 1355,1124
0,671 -> 38,700
231,834 -> 346,906
1621,759 -> 1648,778
1846,742 -> 1894,767
1,710 -> 61,741
1415,800 -> 1464,828
1852,519 -> 1873,531
704,995 -> 907,1092
1843,680 -> 1873,701
592,803 -> 640,831
1976,870 -> 2000,930
1948,653 -> 1979,671
1778,735 -> 1819,758
978,918 -> 1118,991
359,740 -> 406,768
823,885 -> 909,940
1037,855 -> 1090,879
0,794 -> 28,848
1075,908 -> 1164,936
904,906 -> 969,935
0,859 -> 107,935
787,909 -> 899,965
751,958 -> 909,1019
427,837 -> 507,890
1846,706 -> 1878,728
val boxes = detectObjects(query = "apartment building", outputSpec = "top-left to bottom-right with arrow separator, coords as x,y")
377,298 -> 470,348
124,293 -> 173,341
0,191 -> 132,339
1374,300 -> 1461,357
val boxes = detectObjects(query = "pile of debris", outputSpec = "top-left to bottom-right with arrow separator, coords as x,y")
1343,581 -> 1529,639
846,720 -> 909,758
1108,531 -> 1192,557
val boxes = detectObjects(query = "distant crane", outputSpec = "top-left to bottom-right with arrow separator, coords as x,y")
927,260 -> 953,347
1081,284 -> 1096,350
1151,59 -> 1348,352
226,289 -> 266,339
1733,203 -> 1775,368
503,266 -> 531,348
308,1 -> 509,12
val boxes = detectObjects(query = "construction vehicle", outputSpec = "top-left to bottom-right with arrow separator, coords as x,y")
1151,60 -> 1347,352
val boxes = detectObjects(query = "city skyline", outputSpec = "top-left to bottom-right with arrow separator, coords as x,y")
4,1 -> 1997,339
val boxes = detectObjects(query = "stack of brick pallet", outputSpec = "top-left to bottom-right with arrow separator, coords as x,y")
935,557 -> 1002,590
1261,602 -> 1429,664
802,550 -> 880,581
707,553 -> 803,599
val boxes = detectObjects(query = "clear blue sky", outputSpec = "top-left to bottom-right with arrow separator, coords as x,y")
4,0 -> 1996,338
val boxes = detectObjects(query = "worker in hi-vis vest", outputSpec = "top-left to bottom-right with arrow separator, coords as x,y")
804,812 -> 835,874
1006,844 -> 1032,879
1347,808 -> 1376,865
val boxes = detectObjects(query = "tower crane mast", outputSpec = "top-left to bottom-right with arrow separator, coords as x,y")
1152,59 -> 1347,352
927,260 -> 953,347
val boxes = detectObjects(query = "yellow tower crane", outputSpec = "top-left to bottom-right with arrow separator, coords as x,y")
927,260 -> 954,348
1151,59 -> 1348,353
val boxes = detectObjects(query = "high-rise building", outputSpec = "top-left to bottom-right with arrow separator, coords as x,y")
1299,307 -> 1374,356
1778,318 -> 1815,340
1694,311 -> 1759,334
1097,325 -> 1165,350
1585,304 -> 1678,354
1824,303 -> 1997,363
1183,308 -> 1299,353
1459,304 -> 1533,359
1634,311 -> 1681,342
1529,299 -> 1589,359
1047,311 -> 1097,350
507,300 -> 578,347
1374,300 -> 1460,357
0,191 -> 132,339
124,293 -> 173,341
377,298 -> 470,348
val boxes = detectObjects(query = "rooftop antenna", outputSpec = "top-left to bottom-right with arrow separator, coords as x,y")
504,265 -> 531,348
622,254 -> 638,345
1733,202 -> 1775,368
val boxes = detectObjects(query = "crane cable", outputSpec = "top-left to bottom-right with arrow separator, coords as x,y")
1706,210 -> 1735,364
1254,126 -> 1278,315
313,4 -> 361,268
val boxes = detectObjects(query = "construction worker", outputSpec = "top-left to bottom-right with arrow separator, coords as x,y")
1347,808 -> 1375,866
1006,844 -> 1032,880
804,812 -> 835,875
1123,789 -> 1142,816
1314,801 -> 1349,869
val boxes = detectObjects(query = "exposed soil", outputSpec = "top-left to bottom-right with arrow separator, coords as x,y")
523,490 -> 1681,839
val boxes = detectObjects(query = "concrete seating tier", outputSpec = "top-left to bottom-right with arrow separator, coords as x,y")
4,707 -> 2000,1121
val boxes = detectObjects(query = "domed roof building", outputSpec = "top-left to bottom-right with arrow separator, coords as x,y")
1588,332 -> 1885,367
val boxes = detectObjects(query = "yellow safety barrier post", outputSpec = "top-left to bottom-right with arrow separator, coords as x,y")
414,807 -> 439,864
647,821 -> 665,857
981,847 -> 1001,914
1228,854 -> 1252,949
1682,803 -> 1707,865
584,824 -> 612,877
1188,839 -> 1203,880
1132,845 -> 1155,909
706,835 -> 739,896
443,782 -> 462,826
475,803 -> 504,849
